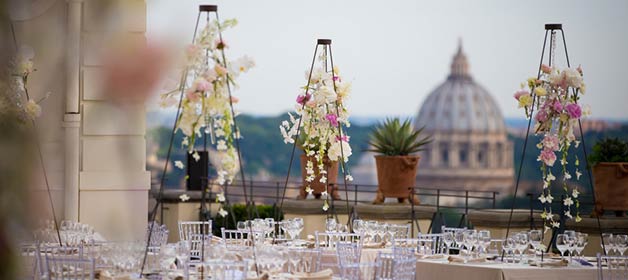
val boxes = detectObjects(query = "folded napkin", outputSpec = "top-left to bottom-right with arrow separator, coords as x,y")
416,253 -> 445,260
529,259 -> 569,267
363,242 -> 385,249
97,270 -> 132,280
447,256 -> 486,263
292,269 -> 334,279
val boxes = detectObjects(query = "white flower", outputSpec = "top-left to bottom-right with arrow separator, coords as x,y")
319,176 -> 327,184
321,190 -> 328,197
192,151 -> 201,162
538,195 -> 547,203
564,68 -> 583,88
305,186 -> 313,195
575,169 -> 582,180
345,175 -> 354,182
564,172 -> 572,180
542,180 -> 549,189
179,194 -> 190,202
159,95 -> 178,108
572,188 -> 580,199
217,140 -> 227,151
546,172 -> 556,181
25,100 -> 41,119
546,194 -> 554,203
328,140 -> 352,162
182,137 -> 189,146
216,192 -> 226,202
563,197 -> 574,206
313,85 -> 337,105
214,129 -> 225,137
218,207 -> 228,217
174,161 -> 184,169
551,221 -> 561,228
565,210 -> 573,219
322,200 -> 329,211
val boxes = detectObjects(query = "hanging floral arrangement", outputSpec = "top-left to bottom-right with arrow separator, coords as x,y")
514,64 -> 590,231
160,18 -> 254,217
280,50 -> 353,211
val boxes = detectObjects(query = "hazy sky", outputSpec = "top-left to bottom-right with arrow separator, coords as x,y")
147,0 -> 628,120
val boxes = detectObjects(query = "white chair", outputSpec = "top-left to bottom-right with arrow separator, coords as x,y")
207,260 -> 248,280
45,256 -> 95,280
287,248 -> 322,274
315,232 -> 362,249
416,233 -> 444,255
38,243 -> 84,280
189,233 -> 213,260
441,226 -> 466,251
178,221 -> 212,241
20,242 -> 39,280
146,221 -> 169,249
391,238 -> 419,255
597,254 -> 628,280
337,241 -> 372,279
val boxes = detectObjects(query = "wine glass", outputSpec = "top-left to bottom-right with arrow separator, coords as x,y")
515,232 -> 529,264
503,238 -> 516,264
352,219 -> 363,236
175,241 -> 190,269
556,234 -> 568,261
293,218 -> 304,242
237,221 -> 247,232
616,234 -> 628,256
529,230 -> 542,262
454,231 -> 465,256
478,230 -> 491,256
575,233 -> 588,259
442,232 -> 454,256
602,233 -> 613,255
325,218 -> 337,233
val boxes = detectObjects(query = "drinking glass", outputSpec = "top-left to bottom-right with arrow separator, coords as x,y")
616,234 -> 628,256
529,230 -> 542,262
602,233 -> 613,255
442,232 -> 454,255
293,218 -> 304,241
352,219 -> 363,235
556,234 -> 568,261
325,218 -> 337,233
454,231 -> 465,255
575,233 -> 588,259
478,230 -> 491,256
503,238 -> 516,264
237,221 -> 247,231
515,232 -> 529,264
175,241 -> 190,269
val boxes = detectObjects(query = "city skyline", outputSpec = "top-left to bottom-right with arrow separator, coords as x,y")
147,0 -> 628,120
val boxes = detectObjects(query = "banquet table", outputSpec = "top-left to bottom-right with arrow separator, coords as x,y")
414,258 -> 600,280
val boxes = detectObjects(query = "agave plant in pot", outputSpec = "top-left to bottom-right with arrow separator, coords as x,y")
368,118 -> 431,204
588,137 -> 628,216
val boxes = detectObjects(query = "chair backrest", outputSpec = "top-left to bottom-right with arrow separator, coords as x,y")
20,242 -> 39,280
416,233 -> 444,255
336,241 -> 362,267
339,262 -> 379,280
189,233 -> 213,259
45,256 -> 95,280
597,254 -> 628,280
315,231 -> 362,249
178,221 -> 212,241
146,221 -> 169,248
387,224 -> 411,240
288,248 -> 322,273
391,238 -> 419,255
206,260 -> 248,280
38,243 -> 84,279
375,252 -> 395,280
375,251 -> 417,280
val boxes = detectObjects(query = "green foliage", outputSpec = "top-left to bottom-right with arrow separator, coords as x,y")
588,137 -> 628,166
211,204 -> 283,236
367,118 -> 432,156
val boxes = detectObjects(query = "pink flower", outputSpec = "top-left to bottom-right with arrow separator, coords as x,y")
230,96 -> 239,104
186,89 -> 200,102
565,103 -> 582,119
541,64 -> 552,74
214,64 -> 227,76
535,110 -> 548,123
333,76 -> 339,82
195,79 -> 211,92
296,93 -> 311,105
542,134 -> 560,151
514,89 -> 529,100
336,135 -> 348,142
326,114 -> 339,127
552,99 -> 563,112
538,148 -> 557,166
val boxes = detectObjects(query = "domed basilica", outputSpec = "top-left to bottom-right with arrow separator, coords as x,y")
413,41 -> 514,192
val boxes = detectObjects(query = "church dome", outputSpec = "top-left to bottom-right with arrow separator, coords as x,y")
415,41 -> 506,133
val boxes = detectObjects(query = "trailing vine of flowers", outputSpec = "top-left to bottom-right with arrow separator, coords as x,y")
514,63 -> 590,231
280,49 -> 353,211
160,18 -> 254,217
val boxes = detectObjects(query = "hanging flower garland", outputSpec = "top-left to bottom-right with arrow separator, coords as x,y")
514,63 -> 590,231
161,18 -> 254,217
280,49 -> 353,211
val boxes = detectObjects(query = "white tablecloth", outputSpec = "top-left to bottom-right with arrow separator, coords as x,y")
415,259 -> 599,280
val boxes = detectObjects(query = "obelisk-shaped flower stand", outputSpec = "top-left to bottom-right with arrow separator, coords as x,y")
502,23 -> 605,261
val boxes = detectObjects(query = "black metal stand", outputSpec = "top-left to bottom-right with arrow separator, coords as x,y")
502,23 -> 605,261
141,4 -> 255,275
409,188 -> 421,237
277,39 -> 352,225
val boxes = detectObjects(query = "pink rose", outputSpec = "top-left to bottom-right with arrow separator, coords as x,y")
541,64 -> 552,74
230,96 -> 239,104
326,114 -> 339,127
195,79 -> 211,92
336,135 -> 348,142
514,89 -> 529,100
565,103 -> 582,119
542,134 -> 560,151
186,89 -> 200,102
538,148 -> 557,166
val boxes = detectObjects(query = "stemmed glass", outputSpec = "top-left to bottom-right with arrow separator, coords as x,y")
293,218 -> 304,242
575,233 -> 588,260
616,234 -> 628,256
515,232 -> 529,264
175,240 -> 190,270
602,233 -> 613,255
556,234 -> 568,261
478,230 -> 491,256
325,218 -> 337,233
503,238 -> 516,264
454,231 -> 465,256
528,230 -> 542,262
564,230 -> 577,262
462,230 -> 477,260
442,232 -> 454,256
352,219 -> 364,236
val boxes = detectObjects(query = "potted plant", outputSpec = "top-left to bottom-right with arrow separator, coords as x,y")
280,53 -> 353,207
588,137 -> 628,216
368,118 -> 431,204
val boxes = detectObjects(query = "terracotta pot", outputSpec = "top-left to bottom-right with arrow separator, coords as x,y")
298,154 -> 339,199
373,155 -> 420,204
593,162 -> 628,216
